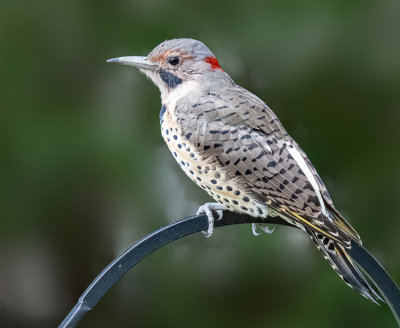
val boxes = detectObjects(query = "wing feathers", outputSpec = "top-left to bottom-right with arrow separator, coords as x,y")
175,87 -> 359,247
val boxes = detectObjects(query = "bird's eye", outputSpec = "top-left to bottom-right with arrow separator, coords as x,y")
168,56 -> 180,66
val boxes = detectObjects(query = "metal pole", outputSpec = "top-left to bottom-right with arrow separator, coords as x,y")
58,213 -> 400,328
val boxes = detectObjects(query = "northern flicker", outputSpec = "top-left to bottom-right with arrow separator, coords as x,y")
108,38 -> 381,302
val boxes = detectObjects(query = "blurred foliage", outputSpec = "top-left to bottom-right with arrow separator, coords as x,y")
0,0 -> 399,327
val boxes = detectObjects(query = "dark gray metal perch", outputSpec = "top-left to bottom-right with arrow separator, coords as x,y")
58,212 -> 400,328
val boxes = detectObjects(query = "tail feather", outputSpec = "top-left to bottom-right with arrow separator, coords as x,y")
307,229 -> 382,303
325,202 -> 362,244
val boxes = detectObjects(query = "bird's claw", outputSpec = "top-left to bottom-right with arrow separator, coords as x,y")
252,223 -> 275,236
196,202 -> 227,238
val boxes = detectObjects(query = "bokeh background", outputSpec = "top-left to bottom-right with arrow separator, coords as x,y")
1,0 -> 400,327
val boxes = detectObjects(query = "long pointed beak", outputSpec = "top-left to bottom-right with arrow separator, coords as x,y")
106,56 -> 158,70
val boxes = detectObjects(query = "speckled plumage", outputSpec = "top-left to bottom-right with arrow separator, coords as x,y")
161,81 -> 358,245
108,38 -> 381,303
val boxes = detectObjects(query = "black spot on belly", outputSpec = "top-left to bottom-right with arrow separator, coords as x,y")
158,68 -> 182,88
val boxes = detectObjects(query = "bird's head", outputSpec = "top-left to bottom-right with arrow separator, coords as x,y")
107,38 -> 231,102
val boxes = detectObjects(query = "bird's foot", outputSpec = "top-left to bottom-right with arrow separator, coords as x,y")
252,223 -> 275,236
196,202 -> 228,238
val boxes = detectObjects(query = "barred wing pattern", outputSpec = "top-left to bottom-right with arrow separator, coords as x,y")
176,86 -> 359,247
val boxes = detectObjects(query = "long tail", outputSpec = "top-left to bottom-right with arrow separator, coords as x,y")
307,228 -> 383,303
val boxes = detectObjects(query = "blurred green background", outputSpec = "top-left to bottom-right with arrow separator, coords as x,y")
1,0 -> 399,327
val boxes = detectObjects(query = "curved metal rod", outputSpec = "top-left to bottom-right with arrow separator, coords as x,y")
58,213 -> 400,328
348,240 -> 400,324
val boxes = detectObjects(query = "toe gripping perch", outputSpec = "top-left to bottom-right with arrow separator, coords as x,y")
58,212 -> 400,328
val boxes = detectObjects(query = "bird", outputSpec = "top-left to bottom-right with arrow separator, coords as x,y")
107,38 -> 381,303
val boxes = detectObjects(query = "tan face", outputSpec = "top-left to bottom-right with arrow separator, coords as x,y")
107,38 -> 227,100
147,49 -> 194,70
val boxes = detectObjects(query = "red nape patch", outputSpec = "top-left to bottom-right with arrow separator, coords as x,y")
205,57 -> 223,71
